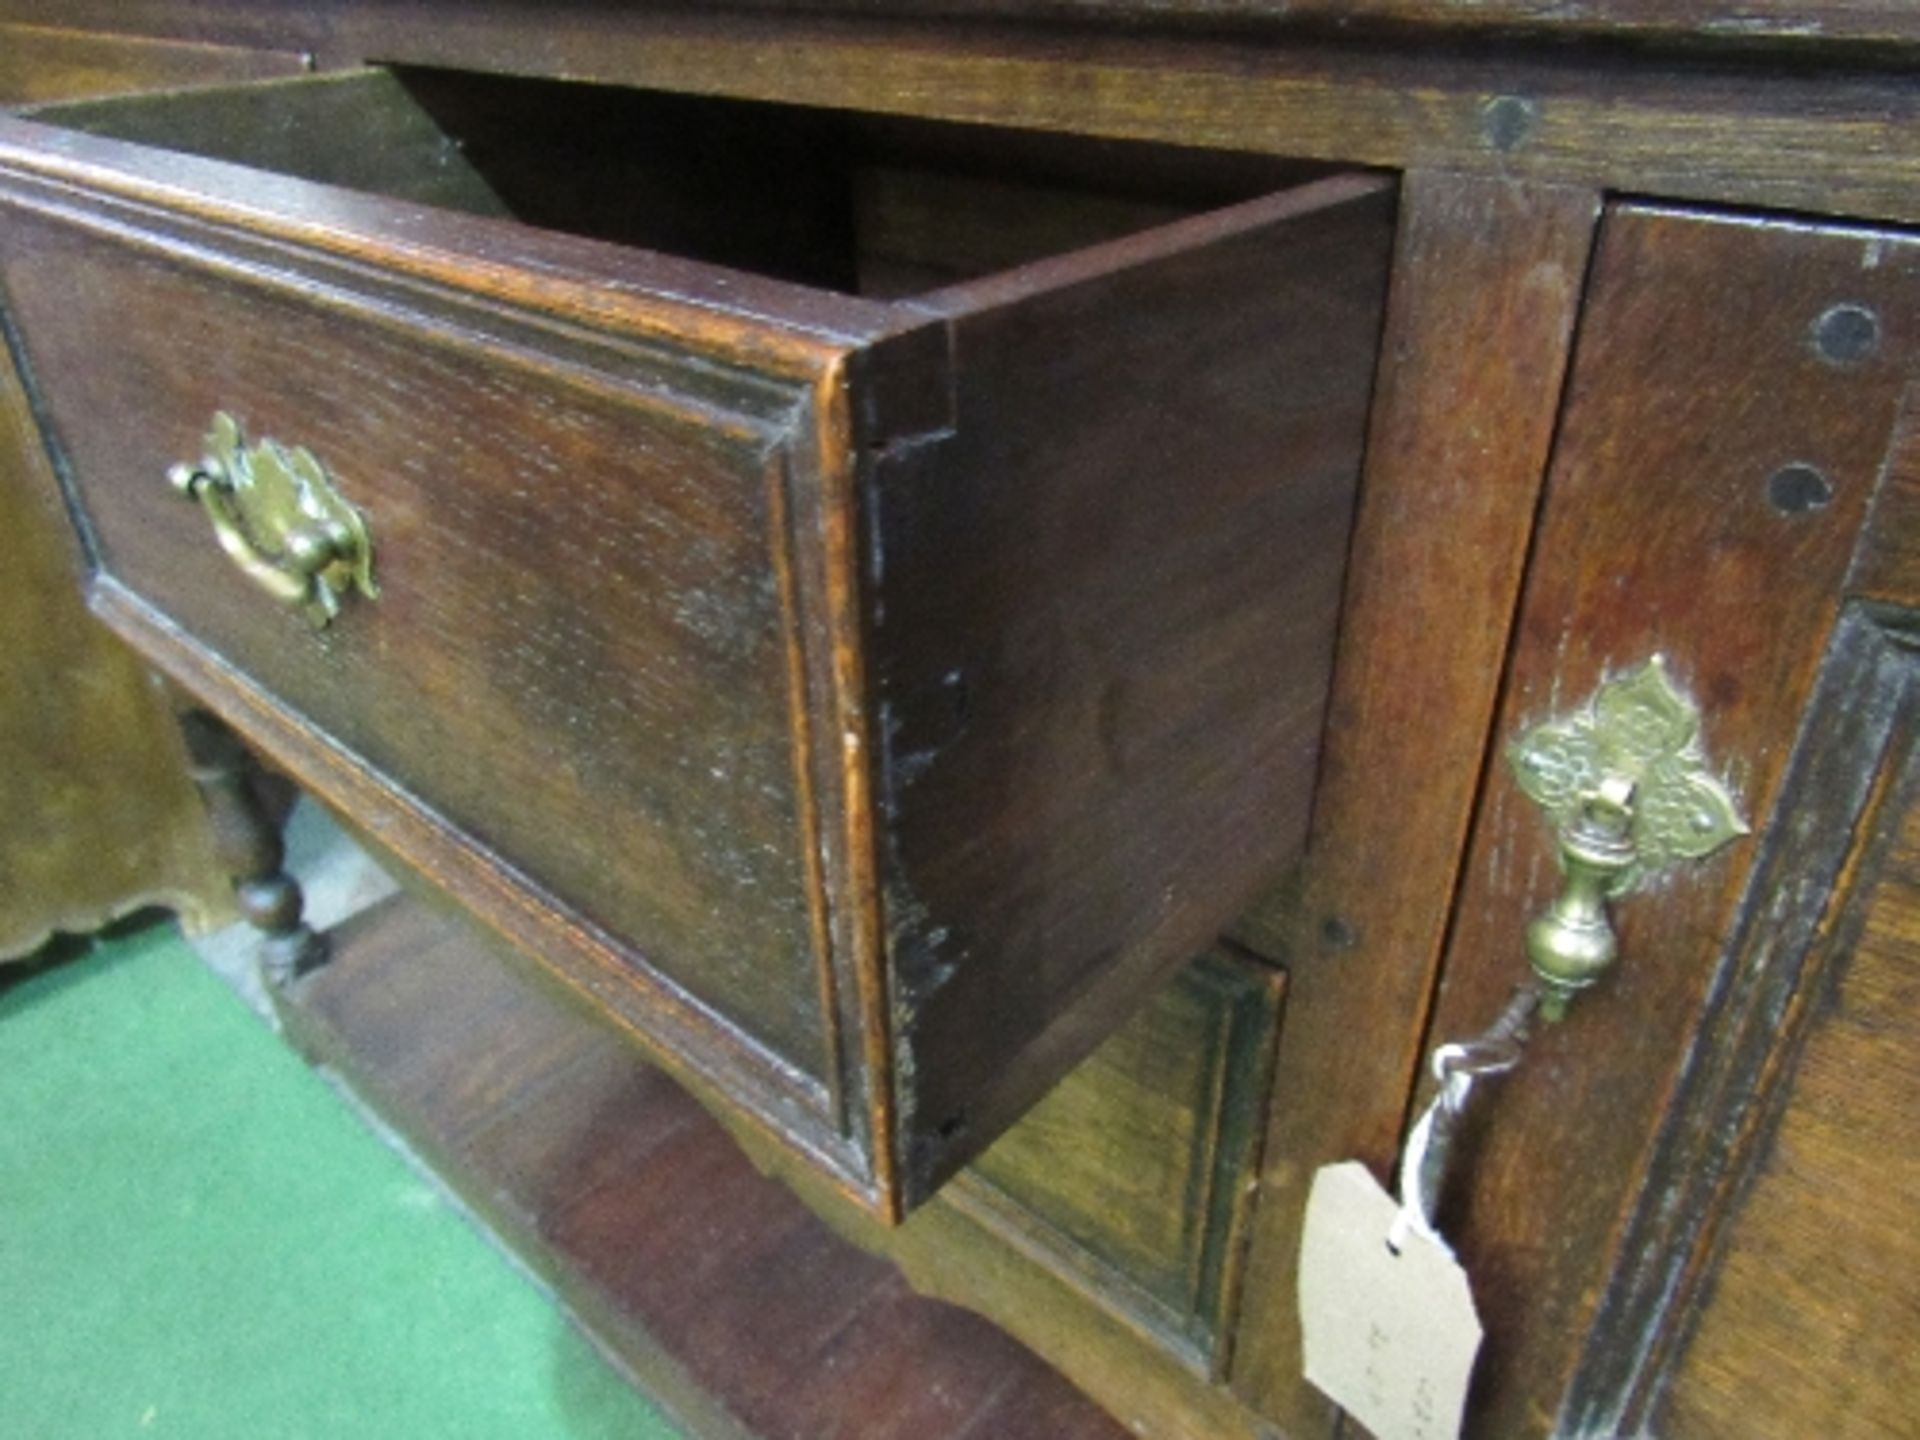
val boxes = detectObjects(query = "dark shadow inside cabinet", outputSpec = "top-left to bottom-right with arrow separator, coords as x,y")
35,64 -> 1333,297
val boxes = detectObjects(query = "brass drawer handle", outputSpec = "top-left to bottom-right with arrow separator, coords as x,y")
167,412 -> 376,628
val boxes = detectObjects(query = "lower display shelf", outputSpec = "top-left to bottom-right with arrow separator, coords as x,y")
274,892 -> 1127,1440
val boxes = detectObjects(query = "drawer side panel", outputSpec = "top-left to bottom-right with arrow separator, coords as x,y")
870,178 -> 1396,1198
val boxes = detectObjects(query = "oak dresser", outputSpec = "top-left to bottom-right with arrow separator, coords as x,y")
2,5 -> 1914,1437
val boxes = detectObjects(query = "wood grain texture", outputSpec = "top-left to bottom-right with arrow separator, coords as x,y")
0,21 -> 306,105
869,175 -> 1393,1199
1266,0 -> 1920,41
1848,401 -> 1920,612
1552,607 -> 1920,1436
0,11 -> 1910,1440
34,68 -> 514,216
0,4 -> 330,56
6,1 -> 1914,227
1,209 -> 838,1083
1227,171 -> 1599,1429
1660,646 -> 1920,1440
275,888 -> 1130,1440
1563,388 -> 1920,1430
587,0 -> 1920,50
0,301 -> 229,958
309,11 -> 1920,228
950,948 -> 1284,1374
725,1092 -> 1284,1440
10,0 -> 1919,53
0,5 -> 1915,229
0,123 -> 877,1200
0,77 -> 1388,1215
1414,206 -> 1918,1438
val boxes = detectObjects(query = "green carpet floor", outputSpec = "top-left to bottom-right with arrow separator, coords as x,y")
0,919 -> 684,1440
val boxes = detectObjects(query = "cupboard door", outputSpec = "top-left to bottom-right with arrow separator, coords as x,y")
1407,205 -> 1918,1437
1658,610 -> 1920,1440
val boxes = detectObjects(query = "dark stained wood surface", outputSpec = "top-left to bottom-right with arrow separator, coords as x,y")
869,175 -> 1393,1200
13,0 -> 1920,54
276,889 -> 1131,1440
0,203 -> 843,1086
0,5 -> 332,55
0,76 -> 1388,1216
0,86 -> 892,1203
1848,403 -> 1920,611
1277,0 -> 1920,41
0,20 -> 306,104
1566,365 -> 1920,1433
623,0 -> 1920,49
738,169 -> 1599,1440
1562,608 -> 1920,1436
1659,646 -> 1920,1439
34,67 -> 515,215
290,12 -> 1920,227
0,79 -> 908,350
3,11 -> 1913,1437
950,948 -> 1284,1374
1413,206 -> 1918,1439
1227,172 -> 1600,1429
717,1085 -> 1285,1440
3,5 -> 1917,230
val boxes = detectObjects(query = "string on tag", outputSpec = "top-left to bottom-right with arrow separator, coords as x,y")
1388,985 -> 1541,1256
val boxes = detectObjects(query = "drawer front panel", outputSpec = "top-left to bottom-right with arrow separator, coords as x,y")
0,208 -> 836,1089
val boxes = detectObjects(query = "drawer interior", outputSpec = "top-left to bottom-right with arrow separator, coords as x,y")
33,67 -> 1327,297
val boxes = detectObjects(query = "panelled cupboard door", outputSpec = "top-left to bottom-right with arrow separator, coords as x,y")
1658,631 -> 1920,1440
1653,381 -> 1920,1438
1394,205 -> 1918,1438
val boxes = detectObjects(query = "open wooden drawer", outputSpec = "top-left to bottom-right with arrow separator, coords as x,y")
0,67 -> 1392,1217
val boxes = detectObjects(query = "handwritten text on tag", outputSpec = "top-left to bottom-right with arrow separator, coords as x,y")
1298,1161 -> 1483,1440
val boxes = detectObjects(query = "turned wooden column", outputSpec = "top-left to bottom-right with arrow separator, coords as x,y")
178,710 -> 324,983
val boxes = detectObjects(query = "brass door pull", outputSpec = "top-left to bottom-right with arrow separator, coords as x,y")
168,412 -> 376,627
1377,659 -> 1750,1259
1506,656 -> 1748,1018
1307,656 -> 1753,1408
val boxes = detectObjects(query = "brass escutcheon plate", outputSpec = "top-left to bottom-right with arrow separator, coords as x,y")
1507,656 -> 1746,898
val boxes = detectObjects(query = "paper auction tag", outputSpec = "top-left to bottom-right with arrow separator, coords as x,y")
1298,1161 -> 1483,1440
